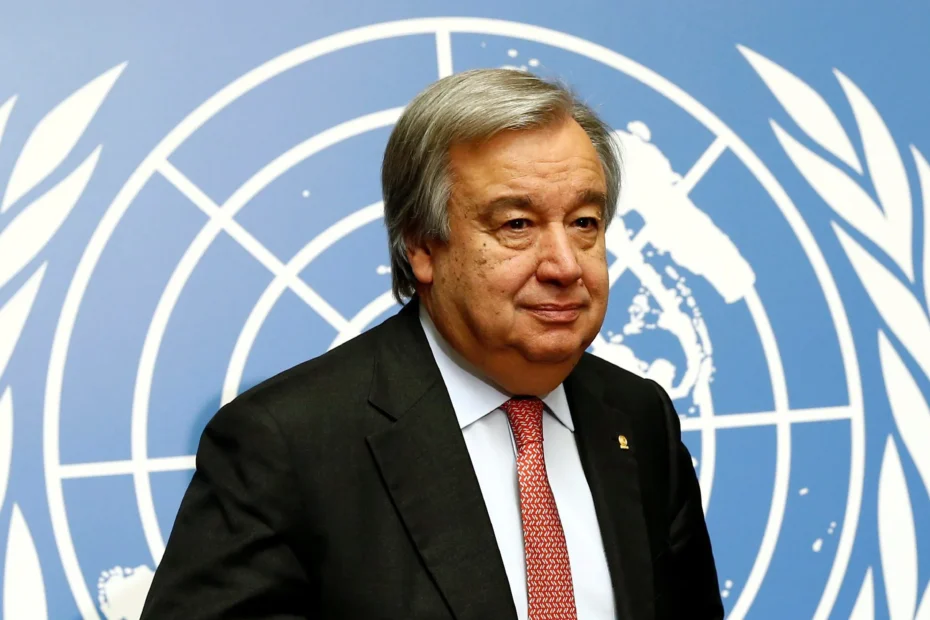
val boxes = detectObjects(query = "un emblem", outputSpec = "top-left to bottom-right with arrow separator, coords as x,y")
39,18 -> 867,619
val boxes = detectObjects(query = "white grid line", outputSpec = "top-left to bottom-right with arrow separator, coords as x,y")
436,30 -> 453,77
680,405 -> 853,432
58,406 -> 852,479
158,160 -> 348,331
678,136 -> 727,195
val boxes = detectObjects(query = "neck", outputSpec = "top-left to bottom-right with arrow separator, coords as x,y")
479,353 -> 579,396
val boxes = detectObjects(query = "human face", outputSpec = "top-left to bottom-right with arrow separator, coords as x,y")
410,117 -> 610,391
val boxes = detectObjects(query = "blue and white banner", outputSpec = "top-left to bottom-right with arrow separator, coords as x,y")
0,3 -> 928,619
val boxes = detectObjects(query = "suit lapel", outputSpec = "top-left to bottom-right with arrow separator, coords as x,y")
566,360 -> 655,619
365,301 -> 516,620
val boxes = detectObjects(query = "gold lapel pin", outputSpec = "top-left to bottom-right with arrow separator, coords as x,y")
618,435 -> 630,450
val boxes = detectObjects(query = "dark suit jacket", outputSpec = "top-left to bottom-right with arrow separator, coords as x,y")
141,299 -> 723,619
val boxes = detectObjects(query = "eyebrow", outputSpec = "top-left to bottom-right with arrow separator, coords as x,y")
480,188 -> 608,215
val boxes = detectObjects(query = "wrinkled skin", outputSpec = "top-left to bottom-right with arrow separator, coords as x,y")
408,117 -> 610,396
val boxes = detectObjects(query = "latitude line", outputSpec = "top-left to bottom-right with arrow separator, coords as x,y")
158,160 -> 349,331
436,30 -> 454,77
59,455 -> 196,479
677,136 -> 727,196
58,406 -> 854,480
680,405 -> 853,432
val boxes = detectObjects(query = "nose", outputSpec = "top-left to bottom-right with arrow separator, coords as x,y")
535,224 -> 584,286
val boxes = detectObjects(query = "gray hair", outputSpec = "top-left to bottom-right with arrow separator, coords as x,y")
381,68 -> 622,303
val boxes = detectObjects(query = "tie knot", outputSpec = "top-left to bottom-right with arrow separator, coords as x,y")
501,397 -> 544,449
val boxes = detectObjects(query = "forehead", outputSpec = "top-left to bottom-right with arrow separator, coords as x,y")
448,118 -> 606,203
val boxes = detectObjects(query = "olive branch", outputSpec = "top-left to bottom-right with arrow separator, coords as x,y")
742,46 -> 930,620
0,63 -> 124,620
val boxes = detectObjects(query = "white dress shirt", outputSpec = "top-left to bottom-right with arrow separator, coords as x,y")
419,307 -> 617,620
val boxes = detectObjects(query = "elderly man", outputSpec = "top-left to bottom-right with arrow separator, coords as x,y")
141,69 -> 723,620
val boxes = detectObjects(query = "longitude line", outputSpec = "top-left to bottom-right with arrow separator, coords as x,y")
436,30 -> 454,77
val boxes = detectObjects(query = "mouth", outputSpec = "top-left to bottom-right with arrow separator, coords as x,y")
524,304 -> 585,323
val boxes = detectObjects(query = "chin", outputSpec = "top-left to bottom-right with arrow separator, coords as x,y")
518,338 -> 586,364
516,321 -> 598,359
523,350 -> 580,365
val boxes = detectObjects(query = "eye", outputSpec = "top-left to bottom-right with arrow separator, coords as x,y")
506,218 -> 532,230
574,217 -> 600,230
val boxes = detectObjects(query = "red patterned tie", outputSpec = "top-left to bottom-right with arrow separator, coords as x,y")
502,397 -> 578,620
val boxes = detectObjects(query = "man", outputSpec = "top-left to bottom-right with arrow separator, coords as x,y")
141,68 -> 723,619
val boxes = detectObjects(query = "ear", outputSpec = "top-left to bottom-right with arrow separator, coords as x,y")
406,238 -> 434,285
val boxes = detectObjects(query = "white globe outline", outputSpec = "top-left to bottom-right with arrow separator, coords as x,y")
41,17 -> 865,620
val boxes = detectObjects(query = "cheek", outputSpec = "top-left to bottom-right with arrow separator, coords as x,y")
462,241 -> 531,292
582,255 -> 610,297
485,254 -> 539,297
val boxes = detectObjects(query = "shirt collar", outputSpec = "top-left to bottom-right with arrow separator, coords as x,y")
418,304 -> 574,432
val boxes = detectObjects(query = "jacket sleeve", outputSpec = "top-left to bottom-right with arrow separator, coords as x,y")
650,379 -> 724,620
140,397 -> 317,619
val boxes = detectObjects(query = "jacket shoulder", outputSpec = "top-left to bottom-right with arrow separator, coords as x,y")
231,321 -> 384,418
574,352 -> 674,436
576,351 -> 661,396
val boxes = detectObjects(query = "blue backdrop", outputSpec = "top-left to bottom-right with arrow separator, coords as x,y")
0,3 -> 928,619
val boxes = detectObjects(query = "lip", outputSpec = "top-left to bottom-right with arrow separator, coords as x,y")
524,304 -> 584,323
